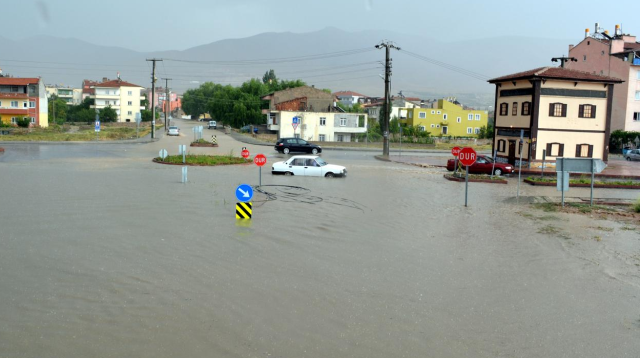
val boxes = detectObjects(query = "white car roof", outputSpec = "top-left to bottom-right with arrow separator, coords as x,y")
288,155 -> 319,159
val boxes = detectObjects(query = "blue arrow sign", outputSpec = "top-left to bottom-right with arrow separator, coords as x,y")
95,120 -> 100,132
292,116 -> 300,124
235,184 -> 253,202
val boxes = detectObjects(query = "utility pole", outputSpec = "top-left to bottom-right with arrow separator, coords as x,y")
162,78 -> 172,130
375,41 -> 400,156
551,56 -> 577,68
146,58 -> 162,139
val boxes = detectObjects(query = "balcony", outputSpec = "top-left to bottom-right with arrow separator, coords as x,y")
334,126 -> 367,134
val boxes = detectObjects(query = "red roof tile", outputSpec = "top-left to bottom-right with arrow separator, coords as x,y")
488,67 -> 623,83
94,79 -> 143,88
0,77 -> 40,86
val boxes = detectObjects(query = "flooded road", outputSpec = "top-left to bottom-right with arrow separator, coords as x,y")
1,136 -> 639,357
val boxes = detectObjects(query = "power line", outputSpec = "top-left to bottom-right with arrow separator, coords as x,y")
399,49 -> 490,81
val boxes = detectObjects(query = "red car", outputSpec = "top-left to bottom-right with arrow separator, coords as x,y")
446,155 -> 514,176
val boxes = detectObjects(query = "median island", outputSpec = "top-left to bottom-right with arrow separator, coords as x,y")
153,154 -> 251,166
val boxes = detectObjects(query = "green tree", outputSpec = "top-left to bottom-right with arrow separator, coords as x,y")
99,106 -> 118,122
262,69 -> 277,84
478,123 -> 495,139
141,109 -> 153,122
66,97 -> 95,122
48,95 -> 68,125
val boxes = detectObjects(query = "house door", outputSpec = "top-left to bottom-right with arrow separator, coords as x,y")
508,140 -> 516,165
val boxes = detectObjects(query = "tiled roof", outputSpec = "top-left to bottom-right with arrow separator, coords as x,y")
488,67 -> 623,83
0,77 -> 40,85
333,90 -> 367,97
94,79 -> 143,88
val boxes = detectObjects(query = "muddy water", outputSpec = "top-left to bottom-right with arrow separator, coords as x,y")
1,147 -> 639,358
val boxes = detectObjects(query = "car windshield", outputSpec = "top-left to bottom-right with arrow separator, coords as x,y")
169,126 -> 178,130
315,157 -> 328,166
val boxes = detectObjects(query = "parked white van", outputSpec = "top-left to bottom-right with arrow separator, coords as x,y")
208,120 -> 217,129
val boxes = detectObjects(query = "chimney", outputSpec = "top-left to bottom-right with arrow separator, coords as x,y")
569,44 -> 574,51
615,24 -> 621,36
102,77 -> 108,82
585,28 -> 589,38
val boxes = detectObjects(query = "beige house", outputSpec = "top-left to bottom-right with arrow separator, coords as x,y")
90,78 -> 144,122
488,67 -> 623,165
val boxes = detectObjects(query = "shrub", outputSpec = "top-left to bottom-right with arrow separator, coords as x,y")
634,199 -> 640,213
16,117 -> 31,128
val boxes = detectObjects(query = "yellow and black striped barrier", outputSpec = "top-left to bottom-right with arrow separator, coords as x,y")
236,202 -> 252,219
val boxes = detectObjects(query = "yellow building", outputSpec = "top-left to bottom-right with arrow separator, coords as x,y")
0,77 -> 48,127
401,99 -> 488,137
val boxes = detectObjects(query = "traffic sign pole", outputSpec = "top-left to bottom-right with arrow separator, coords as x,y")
254,154 -> 267,187
465,165 -> 469,207
458,147 -> 477,207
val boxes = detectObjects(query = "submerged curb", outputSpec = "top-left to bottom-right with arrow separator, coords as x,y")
444,174 -> 508,184
523,178 -> 640,189
152,158 -> 252,166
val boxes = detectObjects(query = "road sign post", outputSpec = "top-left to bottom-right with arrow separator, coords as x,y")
556,157 -> 607,206
517,130 -> 524,201
241,147 -> 250,159
254,154 -> 266,186
451,147 -> 461,174
235,184 -> 254,219
491,149 -> 497,179
292,116 -> 300,135
135,113 -> 141,138
458,147 -> 477,207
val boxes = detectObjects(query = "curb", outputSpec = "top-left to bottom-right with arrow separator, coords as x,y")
444,174 -> 508,184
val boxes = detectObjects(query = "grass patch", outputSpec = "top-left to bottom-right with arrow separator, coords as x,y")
538,215 -> 560,221
155,154 -> 250,166
538,225 -> 560,235
0,124 -> 154,141
526,176 -> 639,187
621,226 -> 636,231
534,202 -> 558,212
634,199 -> 640,213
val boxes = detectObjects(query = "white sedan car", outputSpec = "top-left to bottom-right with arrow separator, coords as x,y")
167,126 -> 180,136
272,155 -> 347,178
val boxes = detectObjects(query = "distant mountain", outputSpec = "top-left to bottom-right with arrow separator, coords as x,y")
0,28 -> 572,108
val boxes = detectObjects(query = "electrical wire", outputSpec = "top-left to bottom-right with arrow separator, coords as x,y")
399,49 -> 490,81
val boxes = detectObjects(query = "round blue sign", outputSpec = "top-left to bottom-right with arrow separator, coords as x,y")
235,184 -> 253,202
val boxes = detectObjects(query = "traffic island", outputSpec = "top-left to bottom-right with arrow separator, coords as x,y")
444,173 -> 508,184
524,177 -> 640,189
153,154 -> 251,166
190,139 -> 219,147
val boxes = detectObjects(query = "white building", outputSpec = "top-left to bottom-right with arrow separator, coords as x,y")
333,91 -> 367,107
91,79 -> 144,122
45,85 -> 82,105
269,111 -> 367,142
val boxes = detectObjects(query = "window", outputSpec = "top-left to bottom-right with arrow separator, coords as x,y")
474,128 -> 480,134
320,117 -> 326,126
521,102 -> 531,116
127,101 -> 132,106
105,101 -> 110,105
431,110 -> 435,114
436,124 -> 440,128
408,112 -> 412,119
468,114 -> 473,120
442,126 -> 448,135
23,102 -> 28,108
457,117 -> 461,123
437,111 -> 441,114
602,50 -> 605,55
475,114 -> 481,121
549,103 -> 567,117
467,127 -> 473,134
29,101 -> 36,108
499,103 -> 508,116
583,55 -> 587,61
636,91 -> 640,100
10,101 -> 18,108
430,124 -> 435,128
127,91 -> 132,96
30,117 -> 36,124
127,111 -> 132,115
339,118 -> 347,126
419,126 -> 426,132
443,114 -> 448,120
578,104 -> 596,118
512,102 -> 518,116
633,112 -> 640,121
546,142 -> 564,157
419,112 -> 426,119
575,144 -> 593,158
497,139 -> 506,152
319,134 -> 325,141
637,71 -> 640,80
337,135 -> 344,142
11,117 -> 17,124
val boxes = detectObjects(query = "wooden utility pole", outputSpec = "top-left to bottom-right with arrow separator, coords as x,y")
146,58 -> 162,138
162,78 -> 172,130
375,41 -> 400,156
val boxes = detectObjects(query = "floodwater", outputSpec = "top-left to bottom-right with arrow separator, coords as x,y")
1,134 -> 639,357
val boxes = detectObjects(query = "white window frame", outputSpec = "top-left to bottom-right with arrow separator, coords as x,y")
430,110 -> 435,114
634,112 -> 640,121
337,134 -> 344,142
436,124 -> 440,128
467,127 -> 473,134
636,91 -> 640,100
637,71 -> 640,80
468,114 -> 473,120
128,91 -> 132,96
11,117 -> 17,124
10,101 -> 18,108
29,101 -> 36,108
443,114 -> 448,120
437,111 -> 441,114
475,114 -> 481,120
457,117 -> 461,123
339,118 -> 347,127
419,112 -> 426,119
23,102 -> 28,108
127,111 -> 133,115
419,126 -> 426,132
127,101 -> 132,106
30,117 -> 36,124
430,124 -> 435,128
474,128 -> 480,134
319,134 -> 325,141
320,117 -> 326,126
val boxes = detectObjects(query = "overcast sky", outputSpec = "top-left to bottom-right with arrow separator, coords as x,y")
8,0 -> 639,51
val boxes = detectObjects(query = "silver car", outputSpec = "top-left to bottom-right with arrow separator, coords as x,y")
624,149 -> 640,161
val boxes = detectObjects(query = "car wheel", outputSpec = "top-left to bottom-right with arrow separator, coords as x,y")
494,168 -> 503,176
311,148 -> 318,155
325,172 -> 335,178
626,157 -> 631,161
283,148 -> 290,154
284,171 -> 293,176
